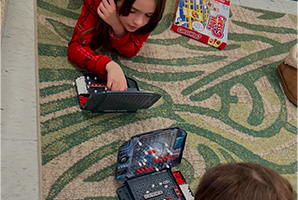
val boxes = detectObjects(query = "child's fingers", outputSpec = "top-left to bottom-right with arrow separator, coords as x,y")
115,82 -> 127,91
106,79 -> 112,90
107,0 -> 116,8
97,4 -> 103,15
101,0 -> 112,9
97,3 -> 107,19
106,80 -> 127,91
112,84 -> 127,91
97,1 -> 116,20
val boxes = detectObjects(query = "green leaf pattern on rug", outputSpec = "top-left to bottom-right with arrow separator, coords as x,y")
84,163 -> 118,182
37,1 -> 298,199
241,6 -> 286,19
45,141 -> 123,200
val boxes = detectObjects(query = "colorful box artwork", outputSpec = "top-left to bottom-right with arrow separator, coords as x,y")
171,0 -> 230,50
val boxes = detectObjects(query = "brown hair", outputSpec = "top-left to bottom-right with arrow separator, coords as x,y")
84,0 -> 166,51
195,162 -> 294,200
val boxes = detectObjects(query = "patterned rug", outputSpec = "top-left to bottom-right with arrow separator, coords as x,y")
37,0 -> 297,199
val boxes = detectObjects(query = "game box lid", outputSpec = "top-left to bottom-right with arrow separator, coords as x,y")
74,74 -> 161,112
171,0 -> 230,50
116,127 -> 187,182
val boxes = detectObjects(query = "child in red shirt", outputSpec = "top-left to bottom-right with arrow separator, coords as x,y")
68,0 -> 166,91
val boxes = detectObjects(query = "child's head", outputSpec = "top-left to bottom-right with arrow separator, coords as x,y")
195,162 -> 294,200
117,0 -> 166,34
90,0 -> 166,51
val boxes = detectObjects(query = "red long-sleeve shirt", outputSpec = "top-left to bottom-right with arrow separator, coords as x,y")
68,0 -> 151,78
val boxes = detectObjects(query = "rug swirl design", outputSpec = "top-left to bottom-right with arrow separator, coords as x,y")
37,0 -> 297,199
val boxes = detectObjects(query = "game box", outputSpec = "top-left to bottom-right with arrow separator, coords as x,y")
74,74 -> 161,112
116,127 -> 194,200
171,0 -> 230,50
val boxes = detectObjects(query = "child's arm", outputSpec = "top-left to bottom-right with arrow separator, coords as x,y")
97,0 -> 126,38
97,0 -> 151,58
68,0 -> 127,91
68,0 -> 111,78
105,61 -> 127,91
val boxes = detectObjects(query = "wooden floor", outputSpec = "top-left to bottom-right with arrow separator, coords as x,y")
1,0 -> 297,199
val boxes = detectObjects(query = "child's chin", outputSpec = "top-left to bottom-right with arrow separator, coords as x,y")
126,26 -> 139,32
127,29 -> 137,33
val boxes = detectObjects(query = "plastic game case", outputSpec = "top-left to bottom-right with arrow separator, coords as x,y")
115,127 -> 194,200
74,73 -> 161,112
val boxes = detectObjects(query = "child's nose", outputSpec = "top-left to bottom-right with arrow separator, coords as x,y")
133,15 -> 146,26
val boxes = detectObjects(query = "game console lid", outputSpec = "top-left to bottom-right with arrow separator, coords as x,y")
116,127 -> 187,181
74,74 -> 161,112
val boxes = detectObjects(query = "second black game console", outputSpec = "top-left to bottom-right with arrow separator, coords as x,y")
115,127 -> 194,200
74,74 -> 161,112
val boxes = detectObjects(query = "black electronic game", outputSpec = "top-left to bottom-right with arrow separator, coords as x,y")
74,74 -> 161,112
116,127 -> 194,200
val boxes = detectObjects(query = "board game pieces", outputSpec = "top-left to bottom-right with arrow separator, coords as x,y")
116,127 -> 194,200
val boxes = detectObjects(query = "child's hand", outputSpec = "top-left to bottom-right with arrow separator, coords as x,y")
97,0 -> 125,37
105,61 -> 127,91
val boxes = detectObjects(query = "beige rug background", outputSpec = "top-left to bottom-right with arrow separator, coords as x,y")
37,0 -> 297,199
